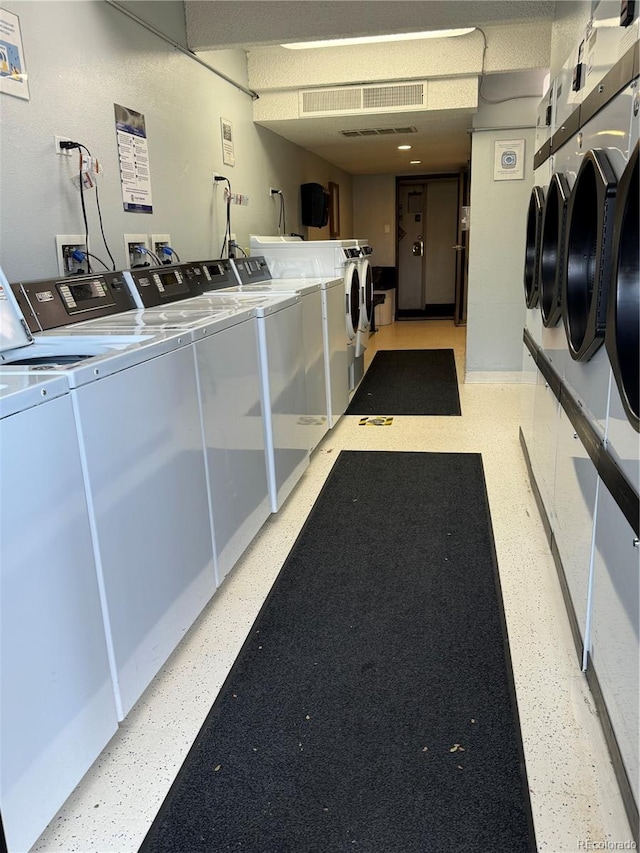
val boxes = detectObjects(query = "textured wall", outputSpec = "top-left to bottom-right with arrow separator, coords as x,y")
0,1 -> 352,281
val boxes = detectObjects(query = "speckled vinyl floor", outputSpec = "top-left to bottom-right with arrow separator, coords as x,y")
32,320 -> 633,852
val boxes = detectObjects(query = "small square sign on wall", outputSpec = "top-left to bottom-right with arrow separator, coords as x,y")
493,139 -> 525,181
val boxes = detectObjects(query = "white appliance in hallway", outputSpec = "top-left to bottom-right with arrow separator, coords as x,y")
229,255 -> 349,438
125,262 -> 309,513
229,257 -> 327,451
354,240 -> 374,361
248,235 -> 363,392
3,273 -> 217,723
0,279 -> 119,853
48,271 -> 271,588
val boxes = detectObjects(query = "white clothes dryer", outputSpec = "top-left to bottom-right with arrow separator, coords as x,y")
249,236 -> 363,392
3,273 -> 217,722
0,280 -> 119,853
354,241 -> 374,387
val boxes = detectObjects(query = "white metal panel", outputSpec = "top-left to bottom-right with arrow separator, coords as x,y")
0,390 -> 118,853
606,379 -> 640,494
590,481 -> 640,805
552,405 -> 600,652
255,301 -> 309,511
323,279 -> 349,427
520,342 -> 537,451
530,371 -> 561,527
193,317 -> 271,584
73,343 -> 215,719
298,289 -> 329,450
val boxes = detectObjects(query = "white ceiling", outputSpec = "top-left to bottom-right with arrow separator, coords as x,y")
185,1 -> 560,175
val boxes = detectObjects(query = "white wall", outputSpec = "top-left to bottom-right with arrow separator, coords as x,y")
352,175 -> 395,266
0,1 -> 352,282
464,95 -> 537,380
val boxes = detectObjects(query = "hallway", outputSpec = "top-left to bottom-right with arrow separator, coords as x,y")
33,320 -> 632,852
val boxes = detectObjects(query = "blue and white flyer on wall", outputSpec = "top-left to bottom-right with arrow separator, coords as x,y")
0,9 -> 29,100
115,104 -> 153,213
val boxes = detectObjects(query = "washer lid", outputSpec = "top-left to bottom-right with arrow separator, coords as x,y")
0,267 -> 34,357
0,372 -> 69,418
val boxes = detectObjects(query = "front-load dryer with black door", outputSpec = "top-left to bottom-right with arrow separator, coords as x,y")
603,127 -> 640,503
539,172 -> 571,330
561,85 -> 635,436
354,242 -> 374,383
524,185 -> 545,311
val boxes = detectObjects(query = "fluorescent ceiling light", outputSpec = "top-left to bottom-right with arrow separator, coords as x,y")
398,144 -> 412,150
281,28 -> 475,50
410,160 -> 421,164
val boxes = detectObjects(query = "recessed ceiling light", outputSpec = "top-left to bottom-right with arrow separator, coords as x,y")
410,160 -> 421,164
398,144 -> 412,150
281,29 -> 476,49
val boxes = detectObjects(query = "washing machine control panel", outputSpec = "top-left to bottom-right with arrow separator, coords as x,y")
10,272 -> 136,332
126,265 -> 194,307
232,257 -> 271,285
343,248 -> 361,260
182,259 -> 238,292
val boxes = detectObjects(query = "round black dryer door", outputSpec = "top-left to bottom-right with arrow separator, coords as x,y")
562,148 -> 617,361
539,173 -> 571,328
524,186 -> 545,308
363,261 -> 373,327
605,142 -> 639,432
345,264 -> 360,340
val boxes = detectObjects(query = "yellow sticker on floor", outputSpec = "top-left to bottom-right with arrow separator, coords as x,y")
358,417 -> 394,426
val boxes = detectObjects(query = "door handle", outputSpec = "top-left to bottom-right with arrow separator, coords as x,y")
452,244 -> 464,251
412,238 -> 423,257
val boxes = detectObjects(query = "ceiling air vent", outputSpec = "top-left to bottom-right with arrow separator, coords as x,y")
339,127 -> 418,138
300,81 -> 427,118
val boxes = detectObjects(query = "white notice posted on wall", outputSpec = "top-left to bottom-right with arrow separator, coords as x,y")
493,139 -> 525,181
115,104 -> 153,212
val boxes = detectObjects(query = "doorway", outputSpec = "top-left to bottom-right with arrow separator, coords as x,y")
396,173 -> 469,325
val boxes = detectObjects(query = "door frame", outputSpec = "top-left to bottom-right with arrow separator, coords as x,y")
395,170 -> 469,326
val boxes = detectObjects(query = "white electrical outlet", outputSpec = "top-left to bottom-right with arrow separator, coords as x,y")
150,233 -> 171,263
56,234 -> 89,276
124,233 -> 151,269
54,135 -> 74,157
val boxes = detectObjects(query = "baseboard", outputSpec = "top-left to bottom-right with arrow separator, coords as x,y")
465,371 -> 522,384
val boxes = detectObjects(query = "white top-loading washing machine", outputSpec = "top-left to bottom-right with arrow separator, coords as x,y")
48,270 -> 272,588
124,263 -> 309,514
0,277 -> 119,853
4,272 -> 218,723
249,236 -> 363,392
228,255 -> 349,436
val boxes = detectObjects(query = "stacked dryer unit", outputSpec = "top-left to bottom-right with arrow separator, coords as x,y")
522,82 -> 559,518
248,236 -> 365,393
521,0 -> 639,835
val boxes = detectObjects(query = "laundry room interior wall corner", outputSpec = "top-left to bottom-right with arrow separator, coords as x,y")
465,100 -> 537,381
